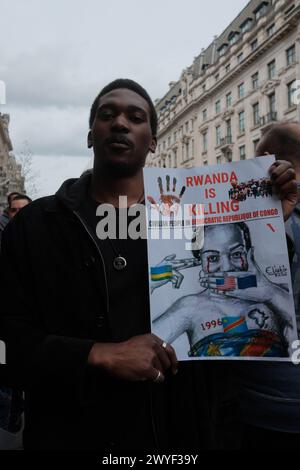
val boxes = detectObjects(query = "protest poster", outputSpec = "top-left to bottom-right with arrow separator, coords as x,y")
144,156 -> 298,361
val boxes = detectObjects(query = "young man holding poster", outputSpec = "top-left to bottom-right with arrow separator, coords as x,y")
0,80 -> 297,451
0,79 -> 211,451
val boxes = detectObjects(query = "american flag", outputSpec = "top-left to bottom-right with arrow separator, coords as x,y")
216,276 -> 237,292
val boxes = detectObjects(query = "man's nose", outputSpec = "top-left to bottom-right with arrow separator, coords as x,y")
220,254 -> 232,272
111,113 -> 130,132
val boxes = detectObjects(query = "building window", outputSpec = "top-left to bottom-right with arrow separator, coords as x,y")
238,83 -> 245,99
203,160 -> 208,166
203,133 -> 208,153
253,139 -> 260,153
253,102 -> 260,126
251,39 -> 258,51
269,92 -> 276,114
240,18 -> 253,33
225,151 -> 233,163
202,84 -> 206,93
288,80 -> 297,108
168,136 -> 171,148
174,131 -> 177,142
254,2 -> 269,21
237,52 -> 244,64
229,32 -> 239,46
215,100 -> 221,114
266,23 -> 275,37
252,72 -> 259,90
191,139 -> 194,159
268,59 -> 276,79
286,45 -> 296,66
219,44 -> 228,56
216,156 -> 222,165
216,126 -> 221,146
173,149 -> 177,167
225,63 -> 231,73
215,73 -> 219,82
226,92 -> 232,108
226,119 -> 232,139
285,4 -> 295,15
203,109 -> 207,121
239,111 -> 245,134
239,145 -> 246,160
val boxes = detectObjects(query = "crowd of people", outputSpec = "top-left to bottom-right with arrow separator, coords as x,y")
0,79 -> 299,452
229,177 -> 273,202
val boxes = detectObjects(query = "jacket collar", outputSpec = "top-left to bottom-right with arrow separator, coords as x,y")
45,173 -> 92,214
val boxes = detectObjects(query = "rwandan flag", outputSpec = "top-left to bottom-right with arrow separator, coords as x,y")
151,265 -> 173,282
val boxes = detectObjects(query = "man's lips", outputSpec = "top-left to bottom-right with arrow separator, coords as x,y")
108,142 -> 132,150
105,136 -> 133,150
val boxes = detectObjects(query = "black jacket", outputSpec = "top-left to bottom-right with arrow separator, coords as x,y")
0,174 -> 214,451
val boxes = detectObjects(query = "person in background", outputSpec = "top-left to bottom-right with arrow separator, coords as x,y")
0,193 -> 20,246
234,122 -> 300,450
8,195 -> 32,220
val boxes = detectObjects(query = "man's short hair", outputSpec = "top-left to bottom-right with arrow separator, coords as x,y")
256,122 -> 300,168
9,194 -> 32,207
89,78 -> 158,136
7,192 -> 20,204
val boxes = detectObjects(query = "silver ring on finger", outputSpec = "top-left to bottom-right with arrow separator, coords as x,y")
154,371 -> 163,383
161,341 -> 168,350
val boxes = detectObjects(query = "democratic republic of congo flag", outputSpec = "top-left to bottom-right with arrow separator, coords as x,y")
223,316 -> 248,334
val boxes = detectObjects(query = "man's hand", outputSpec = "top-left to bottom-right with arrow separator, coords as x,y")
269,160 -> 299,221
151,255 -> 201,293
87,334 -> 178,383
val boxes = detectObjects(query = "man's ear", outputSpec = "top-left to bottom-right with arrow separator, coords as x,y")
149,137 -> 157,154
87,131 -> 93,149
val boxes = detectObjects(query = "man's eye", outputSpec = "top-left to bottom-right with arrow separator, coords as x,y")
231,251 -> 243,260
208,255 -> 219,263
131,115 -> 145,123
98,110 -> 114,120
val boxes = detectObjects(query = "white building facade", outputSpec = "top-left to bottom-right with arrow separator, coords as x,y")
0,114 -> 25,211
148,0 -> 300,168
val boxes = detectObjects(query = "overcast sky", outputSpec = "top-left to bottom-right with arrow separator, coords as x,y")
0,0 -> 249,198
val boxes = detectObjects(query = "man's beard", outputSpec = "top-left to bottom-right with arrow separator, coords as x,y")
98,155 -> 145,178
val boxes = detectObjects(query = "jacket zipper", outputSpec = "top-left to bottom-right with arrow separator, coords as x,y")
73,210 -> 110,314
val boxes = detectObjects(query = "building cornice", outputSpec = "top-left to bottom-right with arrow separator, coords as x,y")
157,5 -> 300,140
